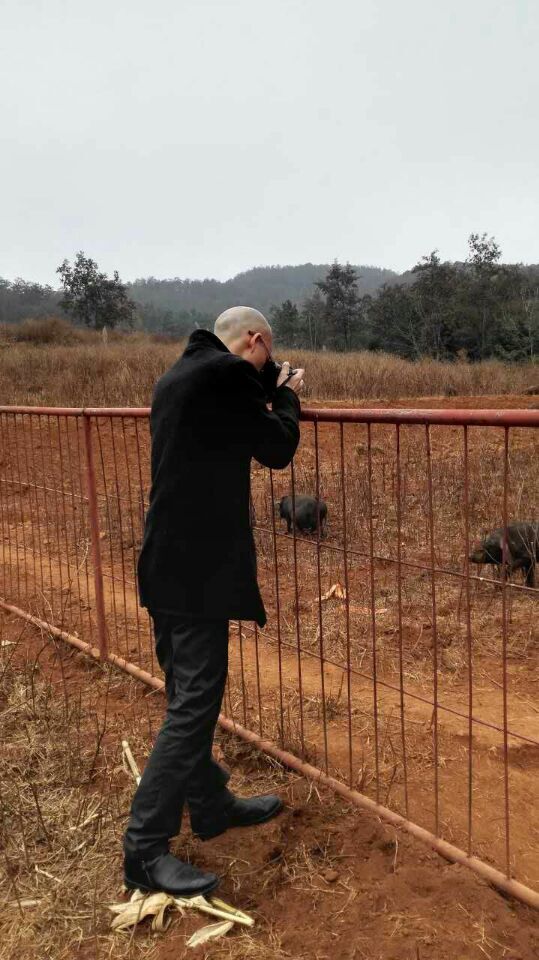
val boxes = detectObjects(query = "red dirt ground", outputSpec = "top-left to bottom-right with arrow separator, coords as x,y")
2,608 -> 539,960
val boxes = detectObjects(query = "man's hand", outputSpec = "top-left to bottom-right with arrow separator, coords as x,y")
276,361 -> 305,396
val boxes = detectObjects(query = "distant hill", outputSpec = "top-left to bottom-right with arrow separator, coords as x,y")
0,262 -> 398,329
128,263 -> 398,319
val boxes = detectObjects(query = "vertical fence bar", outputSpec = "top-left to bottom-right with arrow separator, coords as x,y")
225,670 -> 237,729
49,414 -> 72,632
96,418 -> 121,655
395,423 -> 409,816
366,423 -> 381,802
462,425 -> 474,856
269,469 -> 286,748
501,426 -> 511,877
11,414 -> 29,609
133,417 -> 147,538
253,622 -> 263,737
339,423 -> 353,788
20,414 -> 39,602
46,414 -> 65,617
4,414 -> 20,603
237,619 -> 248,727
0,414 -> 9,599
134,417 -> 155,676
56,415 -> 75,610
74,417 -> 94,644
109,417 -> 130,657
27,415 -> 46,610
290,458 -> 306,758
121,418 -> 143,665
425,424 -> 440,836
82,413 -> 108,659
1,415 -> 12,600
62,416 -> 85,640
313,419 -> 329,774
37,415 -> 55,619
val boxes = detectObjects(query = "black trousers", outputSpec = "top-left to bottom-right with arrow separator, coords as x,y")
124,613 -> 230,857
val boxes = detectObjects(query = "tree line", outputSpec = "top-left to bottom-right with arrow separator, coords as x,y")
1,237 -> 538,360
271,235 -> 539,361
0,260 -> 395,334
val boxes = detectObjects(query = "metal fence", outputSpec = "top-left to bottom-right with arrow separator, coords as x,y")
1,404 -> 538,907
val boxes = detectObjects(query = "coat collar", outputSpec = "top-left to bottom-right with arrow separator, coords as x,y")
184,329 -> 230,356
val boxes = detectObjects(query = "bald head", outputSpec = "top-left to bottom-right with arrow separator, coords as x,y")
214,306 -> 270,342
214,305 -> 273,371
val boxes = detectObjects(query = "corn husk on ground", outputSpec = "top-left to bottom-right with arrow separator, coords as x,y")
108,887 -> 254,941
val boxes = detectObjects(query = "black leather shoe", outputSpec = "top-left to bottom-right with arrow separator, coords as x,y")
192,793 -> 283,841
124,852 -> 219,897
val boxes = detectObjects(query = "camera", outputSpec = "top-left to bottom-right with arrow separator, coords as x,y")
260,359 -> 299,400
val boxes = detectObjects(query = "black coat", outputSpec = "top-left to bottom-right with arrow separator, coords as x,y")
137,330 -> 301,626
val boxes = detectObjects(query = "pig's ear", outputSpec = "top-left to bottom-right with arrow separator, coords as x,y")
496,533 -> 504,548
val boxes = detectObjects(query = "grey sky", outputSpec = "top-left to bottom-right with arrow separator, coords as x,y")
1,0 -> 538,286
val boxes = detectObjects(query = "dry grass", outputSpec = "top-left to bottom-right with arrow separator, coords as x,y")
0,626 -> 158,960
287,349 -> 539,403
0,339 -> 175,407
0,619 -> 307,960
0,319 -> 537,405
1,316 -> 89,345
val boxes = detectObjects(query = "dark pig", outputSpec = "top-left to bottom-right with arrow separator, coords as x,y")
277,495 -> 328,537
469,521 -> 539,587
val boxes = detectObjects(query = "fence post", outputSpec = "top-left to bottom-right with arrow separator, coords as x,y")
82,412 -> 108,659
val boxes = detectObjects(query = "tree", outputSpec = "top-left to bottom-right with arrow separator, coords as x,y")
56,252 -> 137,329
366,283 -> 422,358
315,262 -> 362,350
467,232 -> 501,271
410,251 -> 460,359
519,283 -> 539,360
301,289 -> 326,350
270,299 -> 303,346
459,234 -> 520,359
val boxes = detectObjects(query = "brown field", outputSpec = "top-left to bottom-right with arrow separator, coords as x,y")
1,334 -> 538,958
1,319 -> 538,406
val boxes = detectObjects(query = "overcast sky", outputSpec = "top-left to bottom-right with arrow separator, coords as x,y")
1,0 -> 538,286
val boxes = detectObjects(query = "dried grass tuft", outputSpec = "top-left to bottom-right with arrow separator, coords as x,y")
0,328 -> 537,406
0,631 -> 156,959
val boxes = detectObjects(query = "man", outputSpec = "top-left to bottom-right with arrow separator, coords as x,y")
124,306 -> 305,897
